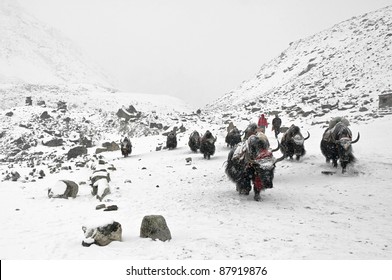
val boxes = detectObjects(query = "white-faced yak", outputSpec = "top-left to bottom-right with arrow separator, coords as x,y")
188,130 -> 201,152
225,127 -> 242,148
279,124 -> 310,161
225,132 -> 283,201
166,132 -> 177,150
120,137 -> 132,157
200,130 -> 217,159
320,120 -> 360,173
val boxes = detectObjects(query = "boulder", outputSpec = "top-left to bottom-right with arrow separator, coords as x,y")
95,147 -> 107,154
40,111 -> 51,119
43,138 -> 63,147
140,215 -> 172,242
82,221 -> 122,247
102,141 -> 120,151
11,171 -> 21,181
37,100 -> 46,107
48,180 -> 79,199
26,96 -> 32,106
67,146 -> 87,160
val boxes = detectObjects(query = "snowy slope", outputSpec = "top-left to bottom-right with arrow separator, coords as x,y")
0,3 -> 391,261
0,116 -> 391,260
0,0 -> 112,90
205,5 -> 392,127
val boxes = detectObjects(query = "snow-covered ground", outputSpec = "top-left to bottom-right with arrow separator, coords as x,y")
1,116 -> 391,260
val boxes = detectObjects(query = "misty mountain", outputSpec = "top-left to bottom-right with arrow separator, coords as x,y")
206,5 -> 392,126
0,0 -> 119,110
0,0 -> 112,86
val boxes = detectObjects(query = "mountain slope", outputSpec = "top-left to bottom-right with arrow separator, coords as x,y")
0,0 -> 111,87
206,5 -> 392,127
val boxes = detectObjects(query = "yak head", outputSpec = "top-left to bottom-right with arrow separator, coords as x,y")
327,122 -> 360,171
336,132 -> 360,163
188,131 -> 201,151
292,131 -> 310,156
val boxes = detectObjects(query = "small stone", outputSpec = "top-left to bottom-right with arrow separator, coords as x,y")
104,205 -> 118,211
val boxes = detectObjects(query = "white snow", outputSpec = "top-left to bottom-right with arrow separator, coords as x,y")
0,2 -> 391,279
0,116 -> 391,260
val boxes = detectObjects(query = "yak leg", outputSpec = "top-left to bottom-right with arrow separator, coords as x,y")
238,178 -> 251,195
254,190 -> 261,201
341,161 -> 348,173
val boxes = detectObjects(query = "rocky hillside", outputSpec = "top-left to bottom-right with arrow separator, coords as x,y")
205,5 -> 392,127
0,0 -> 205,176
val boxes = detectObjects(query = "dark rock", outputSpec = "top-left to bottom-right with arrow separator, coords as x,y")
5,112 -> 13,117
298,63 -> 317,76
40,111 -> 51,119
359,107 -> 368,112
150,122 -> 163,129
102,141 -> 119,151
67,146 -> 87,160
95,147 -> 107,154
37,100 -> 46,107
11,171 -> 21,181
57,101 -> 67,111
42,138 -> 63,147
103,205 -> 118,211
26,97 -> 32,106
140,215 -> 172,242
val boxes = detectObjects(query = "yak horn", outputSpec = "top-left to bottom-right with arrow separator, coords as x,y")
271,139 -> 280,153
351,132 -> 360,144
274,154 -> 286,165
304,131 -> 310,140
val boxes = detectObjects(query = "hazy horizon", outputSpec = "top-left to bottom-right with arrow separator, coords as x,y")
17,0 -> 392,107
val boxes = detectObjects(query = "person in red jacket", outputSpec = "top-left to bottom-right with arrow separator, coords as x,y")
257,114 -> 268,133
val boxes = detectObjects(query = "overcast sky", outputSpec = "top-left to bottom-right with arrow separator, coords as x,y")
18,0 -> 392,107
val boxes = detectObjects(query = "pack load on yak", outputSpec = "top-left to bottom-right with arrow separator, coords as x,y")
321,117 -> 360,173
225,132 -> 283,201
120,137 -> 132,157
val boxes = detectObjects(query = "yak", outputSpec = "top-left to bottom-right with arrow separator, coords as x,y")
120,137 -> 132,157
225,133 -> 283,201
225,127 -> 242,148
166,132 -> 177,150
188,130 -> 201,152
243,123 -> 258,140
279,125 -> 310,161
200,130 -> 217,159
320,121 -> 360,173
